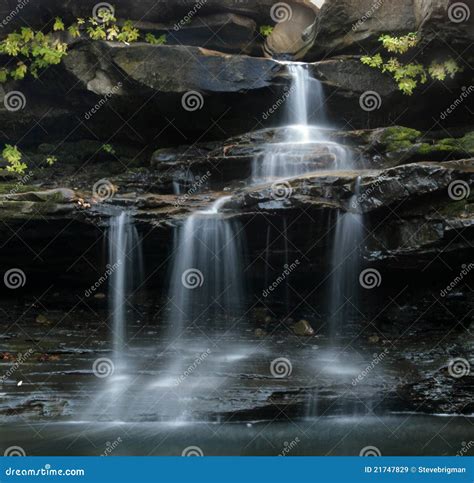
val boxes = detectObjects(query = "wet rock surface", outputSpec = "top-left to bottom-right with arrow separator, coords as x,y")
0,286 -> 472,423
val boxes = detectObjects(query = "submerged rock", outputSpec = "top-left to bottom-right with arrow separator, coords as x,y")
291,319 -> 315,336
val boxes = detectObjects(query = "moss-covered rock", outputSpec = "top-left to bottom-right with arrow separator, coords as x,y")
416,132 -> 474,159
379,126 -> 422,152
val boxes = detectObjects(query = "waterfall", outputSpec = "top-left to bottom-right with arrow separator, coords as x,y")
167,197 -> 245,336
84,212 -> 143,422
108,212 -> 144,368
328,177 -> 364,339
252,63 -> 354,182
165,196 -> 245,358
286,63 -> 326,130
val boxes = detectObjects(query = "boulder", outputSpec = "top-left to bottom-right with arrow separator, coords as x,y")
131,14 -> 259,55
414,0 -> 474,46
291,319 -> 315,335
309,0 -> 416,58
308,0 -> 474,59
0,0 -> 277,33
264,2 -> 319,60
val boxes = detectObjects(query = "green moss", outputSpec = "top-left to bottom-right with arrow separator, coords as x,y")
416,132 -> 474,157
0,183 -> 37,194
380,126 -> 422,152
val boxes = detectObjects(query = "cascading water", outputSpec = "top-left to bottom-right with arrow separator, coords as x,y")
166,196 -> 245,340
85,212 -> 144,421
252,64 -> 354,182
138,197 -> 247,421
327,177 -> 364,340
108,212 -> 144,369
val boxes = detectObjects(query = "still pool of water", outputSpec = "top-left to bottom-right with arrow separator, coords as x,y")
2,416 -> 471,456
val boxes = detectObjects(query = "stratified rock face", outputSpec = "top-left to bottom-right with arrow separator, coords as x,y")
414,0 -> 474,45
0,0 -> 277,32
310,0 -> 417,58
310,0 -> 474,58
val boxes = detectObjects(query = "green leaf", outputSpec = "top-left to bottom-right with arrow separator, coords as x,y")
53,17 -> 65,31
